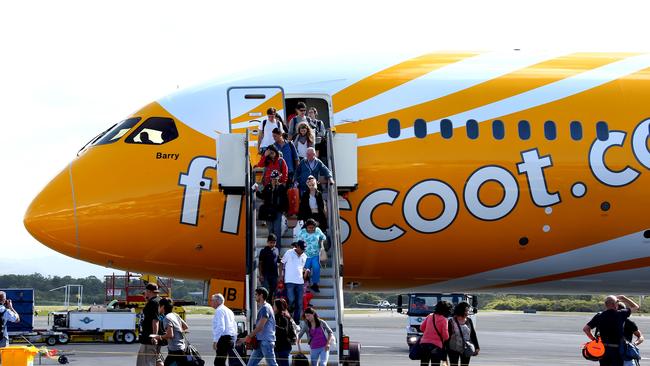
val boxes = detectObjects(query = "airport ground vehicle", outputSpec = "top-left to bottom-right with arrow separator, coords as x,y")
48,308 -> 137,345
397,293 -> 478,347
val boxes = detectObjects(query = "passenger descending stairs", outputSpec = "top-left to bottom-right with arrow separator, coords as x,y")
250,130 -> 345,365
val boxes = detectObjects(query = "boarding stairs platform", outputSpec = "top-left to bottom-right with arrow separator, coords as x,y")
216,123 -> 359,365
249,129 -> 345,364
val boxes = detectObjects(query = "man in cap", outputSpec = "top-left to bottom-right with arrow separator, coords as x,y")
583,295 -> 639,366
136,283 -> 164,366
280,240 -> 307,323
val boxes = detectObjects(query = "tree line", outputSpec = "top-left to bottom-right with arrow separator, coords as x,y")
2,274 -> 645,312
0,273 -> 204,306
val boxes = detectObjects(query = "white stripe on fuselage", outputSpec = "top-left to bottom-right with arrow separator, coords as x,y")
358,53 -> 650,147
334,51 -> 567,124
407,230 -> 648,293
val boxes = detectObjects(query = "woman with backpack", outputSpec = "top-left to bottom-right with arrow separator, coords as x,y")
155,298 -> 189,366
419,301 -> 452,366
298,307 -> 334,366
273,298 -> 297,366
447,302 -> 480,366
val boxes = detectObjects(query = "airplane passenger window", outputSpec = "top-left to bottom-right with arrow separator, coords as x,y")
518,120 -> 531,140
94,117 -> 142,145
125,117 -> 179,145
414,119 -> 427,139
596,121 -> 609,141
388,118 -> 401,138
466,119 -> 479,139
544,120 -> 557,140
492,120 -> 505,140
440,119 -> 453,139
570,121 -> 583,141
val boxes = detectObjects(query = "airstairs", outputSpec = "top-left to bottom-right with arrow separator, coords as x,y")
217,129 -> 358,365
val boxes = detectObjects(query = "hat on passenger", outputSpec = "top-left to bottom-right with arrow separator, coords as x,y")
145,283 -> 160,293
270,170 -> 282,179
295,240 -> 306,250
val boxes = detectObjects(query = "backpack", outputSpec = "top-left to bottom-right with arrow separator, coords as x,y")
262,119 -> 285,135
289,117 -> 313,136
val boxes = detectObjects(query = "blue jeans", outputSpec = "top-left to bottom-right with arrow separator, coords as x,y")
310,347 -> 329,366
285,282 -> 304,323
247,340 -> 278,366
274,349 -> 291,366
266,213 -> 283,249
304,256 -> 320,284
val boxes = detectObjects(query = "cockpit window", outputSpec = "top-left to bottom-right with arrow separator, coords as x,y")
125,117 -> 179,145
94,117 -> 142,145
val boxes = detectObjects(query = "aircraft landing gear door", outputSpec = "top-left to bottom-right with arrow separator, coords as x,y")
227,86 -> 285,159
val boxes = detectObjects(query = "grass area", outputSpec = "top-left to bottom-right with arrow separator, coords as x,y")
183,306 -> 215,315
34,306 -> 72,315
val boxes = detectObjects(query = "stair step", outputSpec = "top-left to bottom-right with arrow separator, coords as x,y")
256,226 -> 295,239
310,298 -> 336,308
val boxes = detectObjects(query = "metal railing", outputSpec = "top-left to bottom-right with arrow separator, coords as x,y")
244,132 -> 257,332
324,128 -> 346,358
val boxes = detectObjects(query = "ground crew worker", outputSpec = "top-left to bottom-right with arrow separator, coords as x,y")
583,295 -> 640,366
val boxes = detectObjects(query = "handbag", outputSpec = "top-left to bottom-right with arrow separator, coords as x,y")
319,247 -> 328,263
622,340 -> 641,361
582,333 -> 605,361
246,335 -> 260,350
454,317 -> 476,358
181,332 -> 205,366
287,187 -> 299,215
408,339 -> 422,360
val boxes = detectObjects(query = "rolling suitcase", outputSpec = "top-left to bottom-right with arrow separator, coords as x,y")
291,353 -> 309,366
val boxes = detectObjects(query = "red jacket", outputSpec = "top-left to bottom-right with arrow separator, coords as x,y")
420,314 -> 450,349
256,156 -> 288,185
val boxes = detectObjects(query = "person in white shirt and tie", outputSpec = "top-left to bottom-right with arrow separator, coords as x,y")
211,293 -> 238,366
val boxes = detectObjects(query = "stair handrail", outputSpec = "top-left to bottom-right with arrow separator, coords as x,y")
324,128 -> 345,357
244,133 -> 257,332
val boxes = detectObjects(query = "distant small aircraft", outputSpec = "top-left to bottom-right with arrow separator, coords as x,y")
355,300 -> 397,309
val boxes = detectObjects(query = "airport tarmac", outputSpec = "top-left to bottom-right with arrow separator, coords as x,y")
22,311 -> 650,365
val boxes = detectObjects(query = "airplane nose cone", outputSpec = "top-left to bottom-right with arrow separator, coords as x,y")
24,165 -> 78,257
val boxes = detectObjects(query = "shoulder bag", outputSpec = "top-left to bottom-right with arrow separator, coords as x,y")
181,332 -> 205,366
430,315 -> 447,359
454,317 -> 476,358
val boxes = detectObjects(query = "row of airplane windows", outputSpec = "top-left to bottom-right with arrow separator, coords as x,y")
387,118 -> 612,142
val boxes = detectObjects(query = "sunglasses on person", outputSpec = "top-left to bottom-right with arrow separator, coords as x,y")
299,109 -> 306,112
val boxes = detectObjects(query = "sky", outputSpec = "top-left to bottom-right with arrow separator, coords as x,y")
1,0 -> 650,278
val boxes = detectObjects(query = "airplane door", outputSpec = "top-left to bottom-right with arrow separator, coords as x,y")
227,86 -> 285,157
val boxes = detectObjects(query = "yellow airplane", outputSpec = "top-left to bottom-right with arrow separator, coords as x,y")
24,51 -> 650,297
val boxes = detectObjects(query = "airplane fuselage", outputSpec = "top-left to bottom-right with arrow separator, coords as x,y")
25,51 -> 650,294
